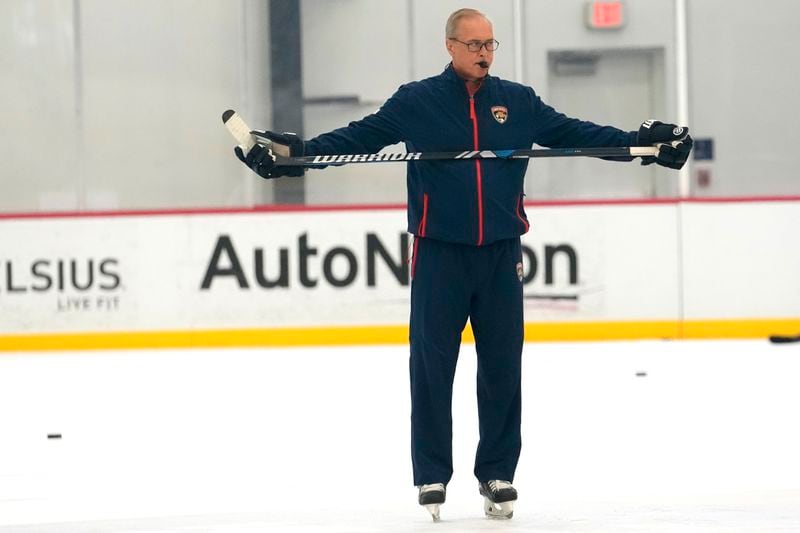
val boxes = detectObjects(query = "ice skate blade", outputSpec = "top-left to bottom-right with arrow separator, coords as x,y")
424,503 -> 441,522
483,498 -> 514,520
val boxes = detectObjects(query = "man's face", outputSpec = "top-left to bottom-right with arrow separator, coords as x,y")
446,15 -> 494,82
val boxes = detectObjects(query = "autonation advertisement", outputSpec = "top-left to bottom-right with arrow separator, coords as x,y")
0,204 -> 682,339
7,200 -> 798,348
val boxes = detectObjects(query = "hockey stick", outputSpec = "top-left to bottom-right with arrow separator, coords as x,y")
222,109 -> 658,166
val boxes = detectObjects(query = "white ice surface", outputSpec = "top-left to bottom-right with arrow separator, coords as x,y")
0,340 -> 799,532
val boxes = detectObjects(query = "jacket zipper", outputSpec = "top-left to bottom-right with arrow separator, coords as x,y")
469,96 -> 484,246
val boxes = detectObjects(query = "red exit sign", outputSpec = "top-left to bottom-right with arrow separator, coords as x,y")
586,1 -> 625,30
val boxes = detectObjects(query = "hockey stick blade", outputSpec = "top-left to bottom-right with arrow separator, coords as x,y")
769,334 -> 800,344
222,109 -> 257,151
272,146 -> 659,166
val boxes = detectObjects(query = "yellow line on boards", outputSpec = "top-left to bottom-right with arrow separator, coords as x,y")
1,318 -> 799,352
682,318 -> 800,339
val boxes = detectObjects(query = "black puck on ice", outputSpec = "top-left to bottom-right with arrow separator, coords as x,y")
635,372 -> 647,377
47,434 -> 62,440
769,335 -> 800,344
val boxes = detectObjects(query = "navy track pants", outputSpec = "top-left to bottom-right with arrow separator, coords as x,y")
409,236 -> 524,486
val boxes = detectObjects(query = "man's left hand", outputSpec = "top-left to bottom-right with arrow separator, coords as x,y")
637,119 -> 693,170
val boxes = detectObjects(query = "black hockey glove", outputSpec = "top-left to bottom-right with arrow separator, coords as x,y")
234,131 -> 305,179
637,120 -> 693,170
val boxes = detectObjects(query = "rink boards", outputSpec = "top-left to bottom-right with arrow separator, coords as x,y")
1,199 -> 799,350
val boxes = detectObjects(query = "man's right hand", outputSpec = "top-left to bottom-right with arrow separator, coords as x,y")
234,131 -> 305,179
636,120 -> 693,170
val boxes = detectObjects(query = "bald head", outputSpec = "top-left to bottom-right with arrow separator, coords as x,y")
446,8 -> 490,38
445,8 -> 495,82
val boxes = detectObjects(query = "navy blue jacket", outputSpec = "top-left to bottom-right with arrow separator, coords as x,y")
304,64 -> 637,246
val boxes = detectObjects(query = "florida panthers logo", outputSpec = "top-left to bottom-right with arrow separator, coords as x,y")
491,106 -> 508,124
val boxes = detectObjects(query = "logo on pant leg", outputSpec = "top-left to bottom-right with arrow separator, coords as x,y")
516,261 -> 524,282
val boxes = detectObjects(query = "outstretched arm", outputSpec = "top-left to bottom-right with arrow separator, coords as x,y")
527,89 -> 692,168
527,89 -> 636,152
303,86 -> 410,157
234,86 -> 411,179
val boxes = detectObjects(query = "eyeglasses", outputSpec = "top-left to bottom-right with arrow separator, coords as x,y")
448,38 -> 500,52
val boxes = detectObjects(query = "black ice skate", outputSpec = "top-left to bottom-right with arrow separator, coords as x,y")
478,480 -> 517,519
418,483 -> 446,521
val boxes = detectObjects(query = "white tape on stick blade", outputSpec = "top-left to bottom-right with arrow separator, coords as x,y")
222,109 -> 256,151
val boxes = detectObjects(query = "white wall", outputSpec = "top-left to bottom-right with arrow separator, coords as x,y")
1,1 -> 81,211
0,0 -> 273,213
681,201 -> 800,319
688,0 -> 800,197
